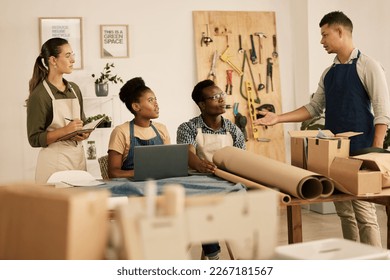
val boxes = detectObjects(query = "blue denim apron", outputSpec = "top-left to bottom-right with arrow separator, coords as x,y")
121,120 -> 164,170
324,51 -> 374,153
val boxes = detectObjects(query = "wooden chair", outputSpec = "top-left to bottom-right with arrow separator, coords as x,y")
98,155 -> 109,180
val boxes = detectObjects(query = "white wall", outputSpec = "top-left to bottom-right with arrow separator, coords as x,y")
307,0 -> 390,93
1,0 -> 390,183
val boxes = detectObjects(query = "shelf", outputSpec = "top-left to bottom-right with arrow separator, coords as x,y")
83,95 -> 119,102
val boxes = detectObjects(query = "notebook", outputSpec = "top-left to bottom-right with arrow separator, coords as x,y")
57,116 -> 105,141
132,144 -> 189,181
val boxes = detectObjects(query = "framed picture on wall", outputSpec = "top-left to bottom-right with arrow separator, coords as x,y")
39,17 -> 83,69
100,25 -> 129,58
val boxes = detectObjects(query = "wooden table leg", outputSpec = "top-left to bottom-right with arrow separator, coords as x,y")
287,205 -> 303,244
387,205 -> 390,250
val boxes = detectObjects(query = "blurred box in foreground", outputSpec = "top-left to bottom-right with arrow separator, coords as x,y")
275,238 -> 390,260
0,183 -> 109,260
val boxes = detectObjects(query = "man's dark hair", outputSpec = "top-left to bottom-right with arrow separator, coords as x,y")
319,11 -> 353,33
191,79 -> 216,105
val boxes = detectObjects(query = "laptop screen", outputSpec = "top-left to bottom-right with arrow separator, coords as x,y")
132,144 -> 189,181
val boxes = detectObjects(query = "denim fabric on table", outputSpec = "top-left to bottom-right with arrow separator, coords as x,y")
90,175 -> 246,197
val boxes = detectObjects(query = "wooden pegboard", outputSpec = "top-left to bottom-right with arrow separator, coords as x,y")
193,11 -> 285,162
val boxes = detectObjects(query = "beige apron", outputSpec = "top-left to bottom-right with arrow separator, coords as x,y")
35,81 -> 86,184
195,127 -> 234,162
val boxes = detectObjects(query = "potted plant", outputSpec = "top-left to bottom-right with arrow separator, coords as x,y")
92,63 -> 124,96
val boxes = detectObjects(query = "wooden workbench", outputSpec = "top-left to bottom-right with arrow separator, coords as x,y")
285,193 -> 390,249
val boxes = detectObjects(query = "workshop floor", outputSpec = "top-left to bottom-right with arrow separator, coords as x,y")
187,204 -> 388,260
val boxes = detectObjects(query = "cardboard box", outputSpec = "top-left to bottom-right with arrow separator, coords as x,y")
289,130 -> 361,176
0,183 -> 110,260
289,130 -> 334,169
329,157 -> 382,195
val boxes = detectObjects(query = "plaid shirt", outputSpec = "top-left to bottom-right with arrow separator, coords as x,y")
176,115 -> 246,149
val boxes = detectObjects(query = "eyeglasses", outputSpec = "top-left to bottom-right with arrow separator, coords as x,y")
203,92 -> 227,101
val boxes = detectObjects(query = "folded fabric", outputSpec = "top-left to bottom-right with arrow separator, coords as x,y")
86,175 -> 246,197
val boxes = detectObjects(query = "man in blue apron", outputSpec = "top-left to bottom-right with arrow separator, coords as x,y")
254,11 -> 390,247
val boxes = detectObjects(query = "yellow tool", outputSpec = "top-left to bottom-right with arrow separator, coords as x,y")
245,81 -> 271,142
220,46 -> 243,76
245,81 -> 260,139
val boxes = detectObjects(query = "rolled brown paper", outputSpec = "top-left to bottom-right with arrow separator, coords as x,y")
319,177 -> 335,198
214,168 -> 291,204
213,146 -> 323,200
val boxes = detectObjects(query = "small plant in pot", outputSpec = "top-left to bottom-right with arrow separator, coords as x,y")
92,63 -> 123,97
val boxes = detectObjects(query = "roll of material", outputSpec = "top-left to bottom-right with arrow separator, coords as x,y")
214,168 -> 292,204
213,146 -> 324,200
319,177 -> 335,198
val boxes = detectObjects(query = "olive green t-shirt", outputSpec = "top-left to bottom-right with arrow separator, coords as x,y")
26,79 -> 86,147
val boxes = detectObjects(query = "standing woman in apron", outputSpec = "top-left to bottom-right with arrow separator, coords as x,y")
107,77 -> 171,178
27,38 -> 89,184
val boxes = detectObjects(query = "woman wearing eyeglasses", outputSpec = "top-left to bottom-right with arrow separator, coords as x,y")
177,79 -> 246,174
107,77 -> 171,178
26,37 -> 88,184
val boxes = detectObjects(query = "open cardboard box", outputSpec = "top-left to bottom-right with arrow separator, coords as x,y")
289,130 -> 361,176
0,183 -> 110,260
329,157 -> 382,195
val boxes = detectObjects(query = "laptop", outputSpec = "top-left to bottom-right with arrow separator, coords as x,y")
132,144 -> 189,181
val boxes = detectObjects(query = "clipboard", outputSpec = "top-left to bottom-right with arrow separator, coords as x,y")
57,117 -> 105,141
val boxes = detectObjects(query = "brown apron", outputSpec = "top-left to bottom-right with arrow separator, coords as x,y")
195,127 -> 233,162
35,81 -> 86,184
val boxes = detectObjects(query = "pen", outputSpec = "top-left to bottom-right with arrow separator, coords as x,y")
65,118 -> 73,122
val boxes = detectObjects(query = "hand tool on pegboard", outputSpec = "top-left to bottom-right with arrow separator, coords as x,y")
266,57 -> 274,93
220,46 -> 243,76
201,24 -> 213,47
207,50 -> 218,82
272,34 -> 278,58
238,34 -> 244,53
249,34 -> 258,64
233,102 -> 248,141
244,51 -> 260,103
245,81 -> 270,142
245,81 -> 261,140
239,50 -> 248,100
256,104 -> 275,119
258,73 -> 265,91
225,70 -> 233,95
254,32 -> 267,64
256,103 -> 275,130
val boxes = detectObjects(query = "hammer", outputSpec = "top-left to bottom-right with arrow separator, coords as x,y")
254,32 -> 267,64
